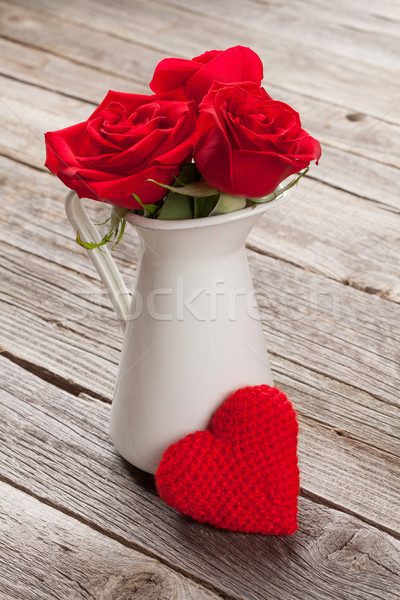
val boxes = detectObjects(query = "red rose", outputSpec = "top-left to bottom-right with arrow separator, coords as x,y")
149,46 -> 263,105
194,82 -> 322,198
45,91 -> 196,209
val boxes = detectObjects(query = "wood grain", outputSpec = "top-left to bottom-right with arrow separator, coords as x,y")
1,140 -> 399,534
249,174 -> 400,302
2,120 -> 399,302
0,482 -> 222,600
0,37 -> 147,104
275,356 -> 400,458
168,0 -> 400,71
4,0 -> 400,124
0,0 -> 165,83
2,221 -> 399,448
1,355 -> 399,600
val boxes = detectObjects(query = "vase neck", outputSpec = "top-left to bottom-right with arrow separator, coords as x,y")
132,211 -> 262,261
125,187 -> 291,260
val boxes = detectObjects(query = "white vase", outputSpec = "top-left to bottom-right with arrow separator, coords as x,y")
65,189 -> 290,474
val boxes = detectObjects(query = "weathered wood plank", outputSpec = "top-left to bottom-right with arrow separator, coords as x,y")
298,417 -> 400,532
2,221 -> 399,530
1,355 -> 399,600
1,156 -> 399,402
290,0 -> 400,23
270,87 -> 400,175
2,62 -> 400,196
275,356 -> 400,458
0,0 -> 165,85
0,37 -> 148,105
305,144 -> 400,210
4,0 -> 400,124
1,36 -> 399,300
0,482 -> 223,600
167,0 -> 400,71
2,200 -> 400,410
0,75 -> 93,171
249,174 -> 400,302
0,152 -> 140,280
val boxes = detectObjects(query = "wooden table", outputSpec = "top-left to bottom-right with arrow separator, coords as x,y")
1,0 -> 399,598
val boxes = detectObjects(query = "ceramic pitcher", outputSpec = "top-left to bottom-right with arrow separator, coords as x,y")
65,189 -> 289,474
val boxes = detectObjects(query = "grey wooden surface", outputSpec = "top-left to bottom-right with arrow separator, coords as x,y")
1,0 -> 399,598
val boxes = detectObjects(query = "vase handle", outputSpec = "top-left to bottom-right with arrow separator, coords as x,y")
65,191 -> 131,331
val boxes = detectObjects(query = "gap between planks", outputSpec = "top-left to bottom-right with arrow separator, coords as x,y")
2,219 -> 399,405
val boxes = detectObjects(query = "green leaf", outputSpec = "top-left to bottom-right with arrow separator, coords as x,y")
76,229 -> 113,250
211,193 -> 246,216
174,163 -> 201,186
148,178 -> 218,198
144,203 -> 162,218
110,206 -> 128,224
112,218 -> 127,249
132,192 -> 162,218
158,191 -> 194,220
249,194 -> 276,204
95,216 -> 112,226
250,168 -> 310,204
132,193 -> 142,206
76,205 -> 128,250
194,194 -> 220,218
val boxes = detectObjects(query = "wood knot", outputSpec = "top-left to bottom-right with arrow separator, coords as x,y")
345,113 -> 365,122
101,566 -> 182,599
332,428 -> 344,436
316,523 -> 398,577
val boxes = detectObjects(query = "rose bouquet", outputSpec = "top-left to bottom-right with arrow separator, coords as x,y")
45,46 -> 321,248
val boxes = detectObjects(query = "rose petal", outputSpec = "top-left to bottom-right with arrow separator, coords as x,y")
45,92 -> 197,208
195,82 -> 321,196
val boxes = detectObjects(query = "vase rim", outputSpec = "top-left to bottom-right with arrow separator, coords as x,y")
125,185 -> 291,231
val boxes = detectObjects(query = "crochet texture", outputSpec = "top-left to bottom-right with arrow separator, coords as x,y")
156,385 -> 299,534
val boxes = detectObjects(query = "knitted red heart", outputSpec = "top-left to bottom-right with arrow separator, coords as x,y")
156,385 -> 299,534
